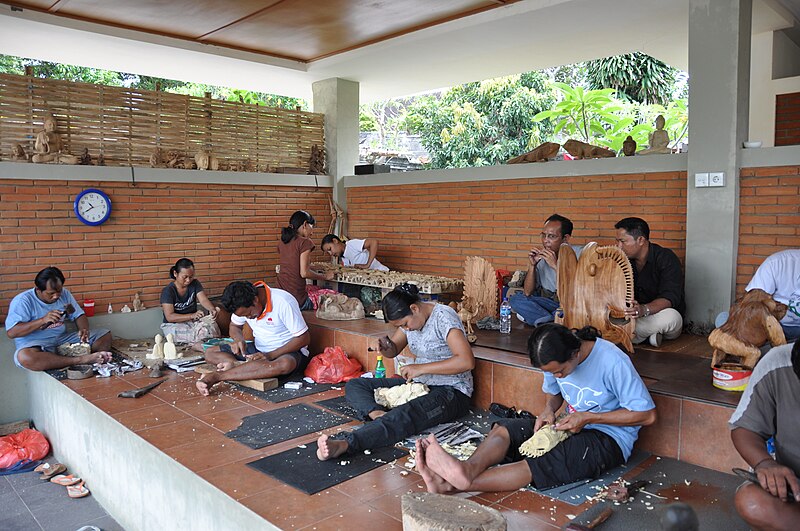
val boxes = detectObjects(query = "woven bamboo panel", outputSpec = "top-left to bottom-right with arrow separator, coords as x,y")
0,73 -> 324,172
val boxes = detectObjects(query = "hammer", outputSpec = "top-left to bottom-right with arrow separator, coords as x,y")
564,508 -> 613,531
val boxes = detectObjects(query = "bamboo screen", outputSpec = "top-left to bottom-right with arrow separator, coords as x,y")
0,73 -> 324,173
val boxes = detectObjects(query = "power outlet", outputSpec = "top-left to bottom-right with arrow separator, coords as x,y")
694,173 -> 709,187
709,172 -> 725,187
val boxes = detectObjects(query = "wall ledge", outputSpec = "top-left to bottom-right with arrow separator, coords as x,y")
0,162 -> 333,187
740,145 -> 800,168
344,153 -> 688,187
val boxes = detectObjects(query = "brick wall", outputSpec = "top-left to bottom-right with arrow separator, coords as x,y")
347,171 -> 688,279
775,92 -> 800,146
737,165 -> 800,296
0,179 -> 331,321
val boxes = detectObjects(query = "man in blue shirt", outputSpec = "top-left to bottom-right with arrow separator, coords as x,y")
5,267 -> 112,371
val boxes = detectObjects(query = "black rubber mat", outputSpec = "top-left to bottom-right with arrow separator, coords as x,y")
314,395 -> 361,420
527,449 -> 651,505
234,379 -> 336,403
225,403 -> 348,449
246,441 -> 408,494
567,457 -> 748,529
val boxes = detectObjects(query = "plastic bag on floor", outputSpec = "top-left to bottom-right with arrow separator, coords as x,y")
304,346 -> 364,384
0,428 -> 50,470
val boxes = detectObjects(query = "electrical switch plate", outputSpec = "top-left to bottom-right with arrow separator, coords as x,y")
695,173 -> 709,187
709,172 -> 725,187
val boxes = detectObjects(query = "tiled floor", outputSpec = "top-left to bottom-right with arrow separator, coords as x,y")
50,362 -> 749,530
0,459 -> 123,531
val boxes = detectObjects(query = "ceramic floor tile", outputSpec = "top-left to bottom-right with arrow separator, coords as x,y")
366,479 -> 427,520
146,377 -> 207,405
679,400 -> 746,473
0,503 -> 40,531
69,378 -> 139,401
240,485 -> 356,530
23,481 -> 108,531
301,506 -> 402,530
195,404 -> 266,433
171,393 -> 252,417
89,392 -> 167,415
333,463 -> 420,502
111,403 -> 190,431
198,459 -> 284,500
497,490 -> 583,528
491,364 -> 545,414
636,394 -> 681,459
167,432 -> 261,472
82,514 -> 126,531
489,503 -> 560,530
136,418 -> 219,450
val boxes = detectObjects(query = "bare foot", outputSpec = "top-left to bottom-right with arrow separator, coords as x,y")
316,434 -> 349,461
368,410 -> 386,420
196,373 -> 219,396
79,351 -> 111,365
216,361 -> 235,371
416,438 -> 456,494
424,434 -> 474,491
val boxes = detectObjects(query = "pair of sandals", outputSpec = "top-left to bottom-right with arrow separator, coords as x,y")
34,462 -> 91,498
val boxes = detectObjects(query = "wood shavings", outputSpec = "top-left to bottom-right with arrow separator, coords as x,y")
400,470 -> 409,476
339,460 -> 349,466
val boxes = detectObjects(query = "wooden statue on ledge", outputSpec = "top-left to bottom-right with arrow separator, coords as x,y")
507,142 -> 560,164
638,115 -> 671,155
555,242 -> 635,353
31,114 -> 79,164
563,139 -> 616,159
11,144 -> 28,162
308,144 -> 326,175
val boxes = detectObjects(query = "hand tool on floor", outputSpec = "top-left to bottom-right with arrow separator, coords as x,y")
118,379 -> 165,398
603,479 -> 649,502
564,507 -> 613,531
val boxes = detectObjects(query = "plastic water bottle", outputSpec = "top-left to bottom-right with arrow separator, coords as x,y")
374,355 -> 386,378
500,298 -> 512,334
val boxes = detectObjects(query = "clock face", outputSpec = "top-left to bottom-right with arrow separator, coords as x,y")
74,189 -> 111,226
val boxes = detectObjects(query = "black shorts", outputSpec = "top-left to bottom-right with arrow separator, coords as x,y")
218,342 -> 308,381
496,418 -> 625,490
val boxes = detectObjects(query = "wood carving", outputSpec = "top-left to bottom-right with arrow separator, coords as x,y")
463,256 -> 497,321
308,144 -> 326,174
563,139 -> 616,159
622,135 -> 637,156
313,263 -> 463,295
507,142 -> 560,164
708,289 -> 787,368
11,143 -> 28,162
328,197 -> 346,237
453,297 -> 481,342
31,114 -> 79,164
149,147 -> 164,168
639,115 -> 671,155
194,363 -> 278,392
316,293 -> 365,320
556,242 -> 635,353
78,148 -> 92,165
194,150 -> 219,171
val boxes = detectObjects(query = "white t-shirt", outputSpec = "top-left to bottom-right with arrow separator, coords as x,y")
746,249 -> 800,327
342,239 -> 389,271
230,287 -> 309,355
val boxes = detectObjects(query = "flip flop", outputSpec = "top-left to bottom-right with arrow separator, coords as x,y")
67,481 -> 90,499
41,463 -> 66,479
34,462 -> 56,474
50,474 -> 81,486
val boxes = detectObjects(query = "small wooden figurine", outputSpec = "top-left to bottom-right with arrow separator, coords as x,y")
133,292 -> 145,312
507,142 -> 561,164
639,115 -> 671,155
148,334 -> 165,359
563,139 -> 616,159
11,144 -> 28,162
622,136 -> 637,156
163,333 -> 178,360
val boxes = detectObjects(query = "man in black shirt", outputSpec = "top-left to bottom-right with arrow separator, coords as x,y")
615,217 -> 685,347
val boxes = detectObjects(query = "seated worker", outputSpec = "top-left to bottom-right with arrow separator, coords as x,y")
160,258 -> 220,344
5,266 -> 112,371
320,234 -> 389,271
316,283 -> 475,461
730,340 -> 800,529
416,323 -> 656,494
510,214 -> 581,326
717,249 -> 800,342
277,210 -> 334,311
196,280 -> 310,396
615,217 -> 685,347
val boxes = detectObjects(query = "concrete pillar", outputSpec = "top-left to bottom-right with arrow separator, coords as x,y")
312,78 -> 359,222
685,0 -> 752,326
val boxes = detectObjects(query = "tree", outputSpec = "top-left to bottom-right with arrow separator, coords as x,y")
584,52 -> 677,106
405,72 -> 556,168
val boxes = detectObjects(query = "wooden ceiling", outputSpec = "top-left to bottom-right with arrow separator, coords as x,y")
4,0 -> 519,62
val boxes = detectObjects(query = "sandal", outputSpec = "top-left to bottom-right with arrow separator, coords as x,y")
50,474 -> 82,486
41,463 -> 66,479
34,462 -> 56,474
67,481 -> 90,499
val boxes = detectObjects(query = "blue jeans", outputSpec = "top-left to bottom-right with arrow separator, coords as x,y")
715,311 -> 800,342
509,292 -> 559,326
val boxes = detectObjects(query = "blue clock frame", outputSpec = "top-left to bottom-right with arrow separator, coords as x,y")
73,188 -> 112,226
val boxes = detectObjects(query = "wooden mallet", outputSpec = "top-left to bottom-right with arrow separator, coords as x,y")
564,507 -> 613,531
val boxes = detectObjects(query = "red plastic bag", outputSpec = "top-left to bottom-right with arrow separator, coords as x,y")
305,346 -> 364,384
0,429 -> 50,469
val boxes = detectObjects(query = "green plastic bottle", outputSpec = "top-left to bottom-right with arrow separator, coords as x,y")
375,355 -> 386,378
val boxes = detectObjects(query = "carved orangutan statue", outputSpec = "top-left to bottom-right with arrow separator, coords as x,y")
708,289 -> 787,368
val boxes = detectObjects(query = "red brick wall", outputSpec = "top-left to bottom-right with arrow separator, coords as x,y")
347,171 -> 688,279
737,165 -> 800,296
775,92 -> 800,146
0,179 -> 331,321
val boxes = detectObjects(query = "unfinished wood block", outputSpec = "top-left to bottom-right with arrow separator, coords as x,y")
401,492 -> 506,531
193,363 -> 278,392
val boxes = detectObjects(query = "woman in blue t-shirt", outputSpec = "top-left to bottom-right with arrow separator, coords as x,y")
160,258 -> 219,344
415,323 -> 657,495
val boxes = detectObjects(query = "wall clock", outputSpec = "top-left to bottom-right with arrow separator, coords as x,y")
74,188 -> 112,226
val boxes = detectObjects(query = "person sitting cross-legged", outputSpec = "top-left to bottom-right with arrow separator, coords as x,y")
416,323 -> 656,495
6,266 -> 112,371
196,280 -> 310,395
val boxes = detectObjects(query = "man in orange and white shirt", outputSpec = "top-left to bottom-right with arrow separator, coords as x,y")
196,280 -> 310,395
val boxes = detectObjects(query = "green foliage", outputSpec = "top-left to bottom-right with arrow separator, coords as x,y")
533,83 -> 621,143
405,72 -> 556,168
585,52 -> 677,106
